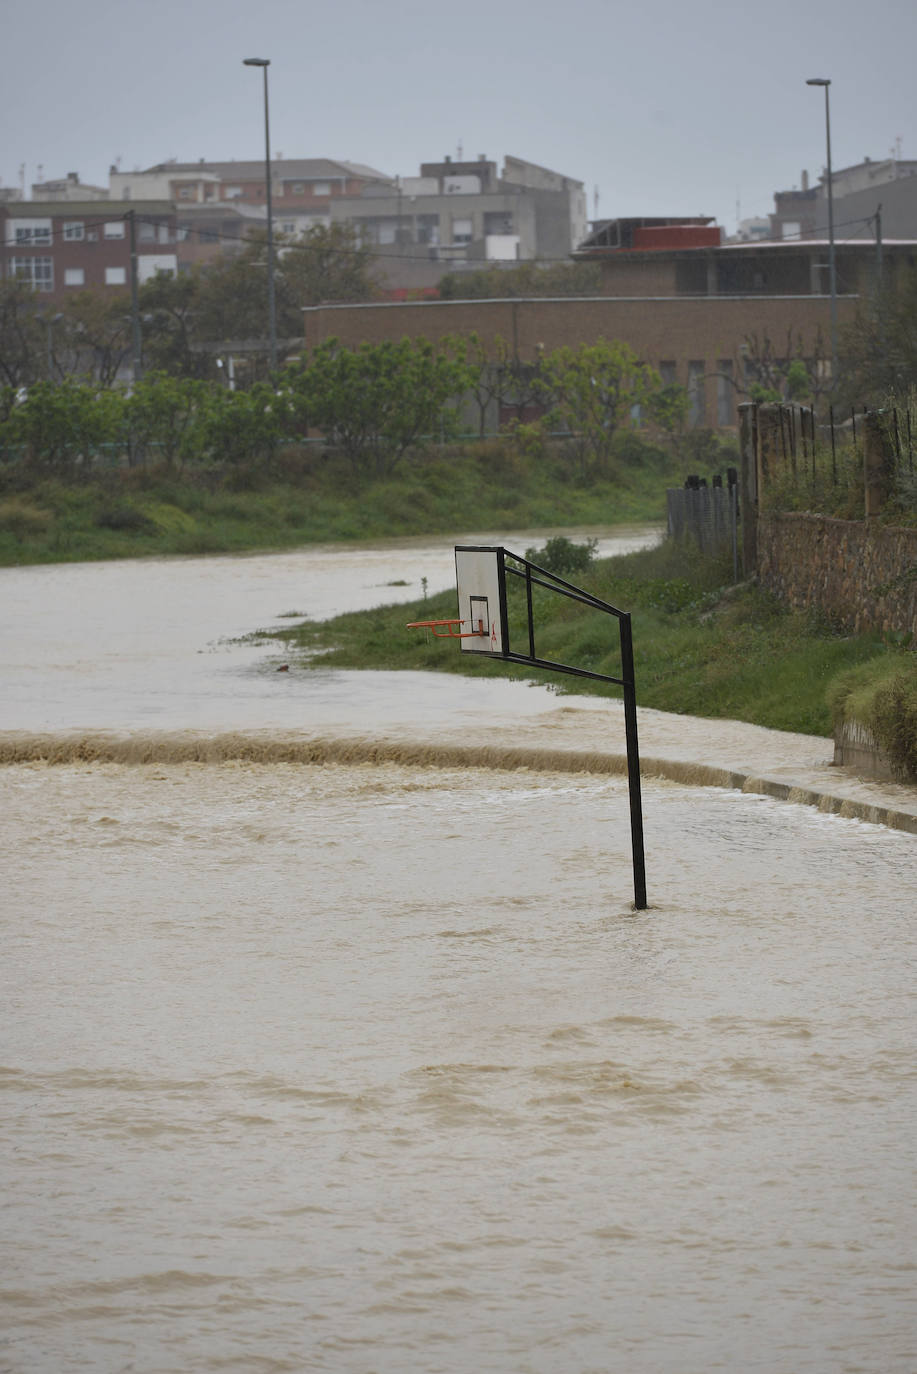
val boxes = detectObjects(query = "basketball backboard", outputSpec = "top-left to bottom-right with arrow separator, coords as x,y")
454,546 -> 507,654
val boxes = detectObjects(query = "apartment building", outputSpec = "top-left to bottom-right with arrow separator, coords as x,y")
1,201 -> 178,300
31,172 -> 109,203
109,158 -> 390,212
328,154 -> 587,292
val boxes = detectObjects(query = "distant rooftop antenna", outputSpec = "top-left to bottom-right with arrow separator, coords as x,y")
457,141 -> 463,161
594,184 -> 599,219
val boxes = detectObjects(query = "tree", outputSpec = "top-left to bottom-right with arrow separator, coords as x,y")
439,261 -> 601,300
839,265 -> 917,404
736,329 -> 830,410
59,291 -> 133,387
191,224 -> 378,378
541,339 -> 664,478
194,243 -> 281,353
279,222 -> 379,308
6,379 -> 123,477
0,281 -> 45,389
290,338 -> 470,478
443,331 -> 519,439
200,381 -> 290,468
124,372 -> 209,467
139,271 -> 212,380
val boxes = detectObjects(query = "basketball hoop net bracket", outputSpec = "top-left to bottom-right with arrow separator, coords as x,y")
405,617 -> 487,639
406,544 -> 648,911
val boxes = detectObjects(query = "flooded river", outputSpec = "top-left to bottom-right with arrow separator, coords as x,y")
2,529 -> 916,1373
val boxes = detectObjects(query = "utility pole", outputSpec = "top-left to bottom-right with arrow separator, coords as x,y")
127,210 -> 143,383
806,78 -> 837,384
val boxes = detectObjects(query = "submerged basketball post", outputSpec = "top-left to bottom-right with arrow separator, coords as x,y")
408,545 -> 648,910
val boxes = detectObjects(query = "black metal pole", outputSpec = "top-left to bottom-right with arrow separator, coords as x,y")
619,613 -> 647,911
243,57 -> 277,372
127,210 -> 142,383
525,564 -> 536,661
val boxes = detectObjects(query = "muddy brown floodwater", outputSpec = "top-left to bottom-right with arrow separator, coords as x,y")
2,529 -> 915,1373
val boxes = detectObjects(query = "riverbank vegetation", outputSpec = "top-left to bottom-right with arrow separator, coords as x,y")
0,432 -> 688,565
0,332 -> 720,565
258,536 -> 908,740
828,655 -> 917,781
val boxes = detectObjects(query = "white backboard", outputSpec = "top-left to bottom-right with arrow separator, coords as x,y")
454,546 -> 506,654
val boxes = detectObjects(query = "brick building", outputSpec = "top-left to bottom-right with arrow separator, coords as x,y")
302,237 -> 917,428
1,201 -> 177,300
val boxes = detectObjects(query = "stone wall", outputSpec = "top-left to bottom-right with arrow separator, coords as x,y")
757,511 -> 917,636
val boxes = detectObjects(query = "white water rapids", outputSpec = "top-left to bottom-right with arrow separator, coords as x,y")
1,527 -> 915,1373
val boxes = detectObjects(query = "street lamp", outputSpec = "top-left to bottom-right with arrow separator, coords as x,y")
806,77 -> 837,383
243,56 -> 277,370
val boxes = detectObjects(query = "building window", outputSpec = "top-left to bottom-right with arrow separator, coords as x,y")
176,223 -> 191,242
280,221 -> 297,236
11,257 -> 54,290
178,186 -> 194,199
716,361 -> 734,426
104,221 -> 125,239
139,221 -> 156,241
658,360 -> 677,386
416,215 -> 439,246
198,228 -> 219,244
781,221 -> 801,240
158,224 -> 171,244
105,266 -> 127,285
312,182 -> 331,196
64,267 -> 85,287
687,360 -> 706,427
63,221 -> 84,241
224,186 -> 242,199
452,217 -> 473,245
290,182 -> 305,194
13,220 -> 52,246
484,211 -> 513,235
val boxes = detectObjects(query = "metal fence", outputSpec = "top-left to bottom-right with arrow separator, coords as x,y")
667,470 -> 740,578
754,401 -> 916,515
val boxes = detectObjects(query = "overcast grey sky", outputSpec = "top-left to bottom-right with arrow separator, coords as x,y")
3,0 -> 914,241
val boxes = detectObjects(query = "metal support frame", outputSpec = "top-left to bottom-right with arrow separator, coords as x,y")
495,549 -> 647,910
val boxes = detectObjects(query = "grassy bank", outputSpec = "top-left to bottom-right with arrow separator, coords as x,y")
0,439 -> 678,567
257,538 -> 905,739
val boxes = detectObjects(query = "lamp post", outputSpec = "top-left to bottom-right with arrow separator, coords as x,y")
243,57 -> 277,371
806,77 -> 837,383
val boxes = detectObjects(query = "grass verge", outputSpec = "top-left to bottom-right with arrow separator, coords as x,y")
0,438 -> 680,567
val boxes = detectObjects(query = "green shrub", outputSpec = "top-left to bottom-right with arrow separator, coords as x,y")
95,505 -> 156,534
828,655 -> 917,781
0,498 -> 52,540
524,535 -> 598,576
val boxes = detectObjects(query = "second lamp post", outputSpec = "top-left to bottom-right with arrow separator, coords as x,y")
243,56 -> 277,371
